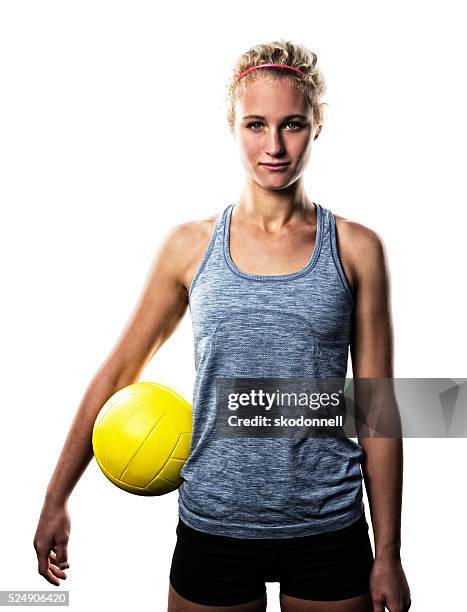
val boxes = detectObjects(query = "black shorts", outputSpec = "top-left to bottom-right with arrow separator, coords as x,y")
169,513 -> 374,606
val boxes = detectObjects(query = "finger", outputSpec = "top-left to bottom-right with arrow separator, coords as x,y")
48,561 -> 67,581
386,601 -> 405,612
53,542 -> 69,570
50,550 -> 70,569
50,559 -> 70,570
48,556 -> 68,578
37,555 -> 60,587
35,544 -> 59,587
372,602 -> 385,612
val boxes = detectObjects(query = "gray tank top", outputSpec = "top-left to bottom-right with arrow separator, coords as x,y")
178,201 -> 365,538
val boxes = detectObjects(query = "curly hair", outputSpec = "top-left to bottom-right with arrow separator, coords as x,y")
226,39 -> 327,135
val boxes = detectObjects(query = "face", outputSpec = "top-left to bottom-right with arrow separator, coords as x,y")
233,77 -> 321,189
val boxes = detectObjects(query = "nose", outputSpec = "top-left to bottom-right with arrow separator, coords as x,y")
266,128 -> 285,157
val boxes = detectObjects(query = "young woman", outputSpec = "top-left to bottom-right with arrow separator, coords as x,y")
34,40 -> 411,611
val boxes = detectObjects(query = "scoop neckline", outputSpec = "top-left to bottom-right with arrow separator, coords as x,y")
223,201 -> 323,281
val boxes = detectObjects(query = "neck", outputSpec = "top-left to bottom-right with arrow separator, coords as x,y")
236,177 -> 314,228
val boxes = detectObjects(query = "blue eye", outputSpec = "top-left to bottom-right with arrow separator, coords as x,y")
246,121 -> 304,131
285,121 -> 304,130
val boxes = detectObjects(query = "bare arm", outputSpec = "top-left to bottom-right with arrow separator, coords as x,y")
344,221 -> 411,611
34,222 -> 191,585
349,227 -> 401,559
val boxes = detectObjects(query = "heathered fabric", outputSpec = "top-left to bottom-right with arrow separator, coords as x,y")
178,201 -> 365,539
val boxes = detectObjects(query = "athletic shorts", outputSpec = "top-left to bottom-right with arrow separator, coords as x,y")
169,512 -> 374,606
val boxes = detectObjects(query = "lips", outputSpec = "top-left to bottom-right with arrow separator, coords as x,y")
260,162 -> 291,171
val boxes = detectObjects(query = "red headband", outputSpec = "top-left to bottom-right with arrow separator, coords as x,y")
236,63 -> 305,83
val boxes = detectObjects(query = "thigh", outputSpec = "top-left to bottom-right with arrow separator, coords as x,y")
279,591 -> 373,612
169,518 -> 267,609
278,514 -> 374,605
168,583 -> 267,611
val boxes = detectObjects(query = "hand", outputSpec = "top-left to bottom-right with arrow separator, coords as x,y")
33,498 -> 71,586
370,556 -> 411,611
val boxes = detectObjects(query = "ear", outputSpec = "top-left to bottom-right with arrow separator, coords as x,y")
314,124 -> 322,140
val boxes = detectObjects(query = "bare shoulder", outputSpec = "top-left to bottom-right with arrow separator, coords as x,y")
333,213 -> 389,292
163,210 -> 221,294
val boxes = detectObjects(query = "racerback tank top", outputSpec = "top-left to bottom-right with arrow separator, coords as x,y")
178,201 -> 365,539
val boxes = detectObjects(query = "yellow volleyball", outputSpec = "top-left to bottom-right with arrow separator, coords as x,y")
92,381 -> 192,496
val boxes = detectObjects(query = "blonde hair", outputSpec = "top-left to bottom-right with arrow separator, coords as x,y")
226,39 -> 327,135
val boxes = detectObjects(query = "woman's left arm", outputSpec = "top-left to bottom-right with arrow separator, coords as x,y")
345,223 -> 412,612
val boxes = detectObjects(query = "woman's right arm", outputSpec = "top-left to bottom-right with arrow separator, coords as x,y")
33,222 -> 192,586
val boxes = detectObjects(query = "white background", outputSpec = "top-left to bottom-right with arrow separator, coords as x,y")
1,1 -> 465,610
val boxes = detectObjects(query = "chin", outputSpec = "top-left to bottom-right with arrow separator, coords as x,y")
258,181 -> 293,191
260,174 -> 296,187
